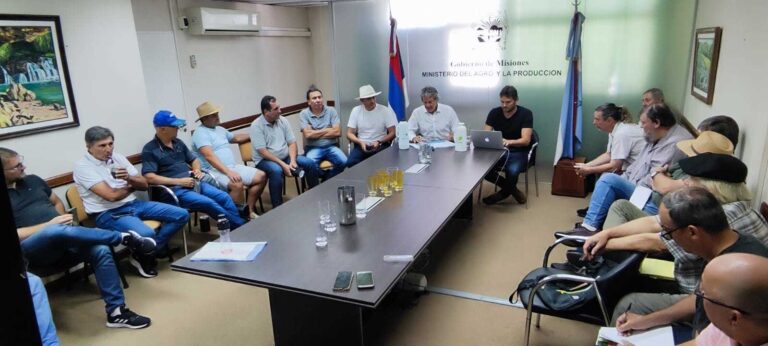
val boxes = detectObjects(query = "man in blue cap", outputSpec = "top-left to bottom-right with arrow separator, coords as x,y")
141,110 -> 245,229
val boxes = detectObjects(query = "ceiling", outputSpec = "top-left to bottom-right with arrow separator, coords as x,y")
214,0 -> 364,7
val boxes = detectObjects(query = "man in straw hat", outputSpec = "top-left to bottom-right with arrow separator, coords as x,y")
191,101 -> 266,219
345,84 -> 397,168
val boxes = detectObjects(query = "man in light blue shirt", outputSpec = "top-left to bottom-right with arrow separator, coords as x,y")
191,101 -> 266,218
250,95 -> 319,207
299,86 -> 347,180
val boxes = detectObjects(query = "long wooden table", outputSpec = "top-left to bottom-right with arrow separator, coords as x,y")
171,146 -> 504,345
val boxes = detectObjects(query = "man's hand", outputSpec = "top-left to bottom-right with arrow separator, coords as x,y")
653,165 -> 669,174
574,164 -> 592,177
412,135 -> 423,144
371,141 -> 381,150
112,167 -> 130,180
502,139 -> 510,147
48,214 -> 73,226
177,177 -> 196,188
282,163 -> 293,177
190,169 -> 204,180
360,142 -> 371,153
226,170 -> 242,183
582,231 -> 610,261
616,312 -> 656,336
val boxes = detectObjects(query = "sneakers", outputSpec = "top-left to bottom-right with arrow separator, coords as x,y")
482,191 -> 510,205
553,226 -> 598,247
129,253 -> 158,278
106,305 -> 151,329
122,230 -> 156,255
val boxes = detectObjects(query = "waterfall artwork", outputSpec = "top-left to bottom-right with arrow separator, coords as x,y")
0,14 -> 79,140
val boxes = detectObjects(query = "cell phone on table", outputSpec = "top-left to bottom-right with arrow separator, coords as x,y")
356,271 -> 374,289
66,207 -> 79,226
333,271 -> 354,292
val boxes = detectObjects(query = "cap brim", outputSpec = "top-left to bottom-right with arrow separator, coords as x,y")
356,91 -> 382,99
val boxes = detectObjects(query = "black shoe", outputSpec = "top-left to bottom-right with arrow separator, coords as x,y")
154,246 -> 180,260
122,230 -> 156,255
510,188 -> 527,204
106,305 -> 151,329
576,207 -> 588,217
553,226 -> 598,247
482,191 -> 510,205
129,253 -> 158,278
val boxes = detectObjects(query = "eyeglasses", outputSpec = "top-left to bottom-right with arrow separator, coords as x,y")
694,286 -> 752,315
4,156 -> 24,171
659,222 -> 682,240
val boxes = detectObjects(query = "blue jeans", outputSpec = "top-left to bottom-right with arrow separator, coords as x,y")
305,145 -> 347,180
94,200 -> 189,250
484,150 -> 528,194
171,183 -> 245,229
256,156 -> 320,207
22,224 -> 125,313
346,142 -> 390,168
583,173 -> 658,229
27,273 -> 59,346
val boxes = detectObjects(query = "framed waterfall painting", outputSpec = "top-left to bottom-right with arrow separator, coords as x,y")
0,14 -> 79,140
691,27 -> 722,105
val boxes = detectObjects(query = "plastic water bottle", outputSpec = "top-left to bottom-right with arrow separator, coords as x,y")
216,214 -> 232,253
396,121 -> 410,150
454,122 -> 467,152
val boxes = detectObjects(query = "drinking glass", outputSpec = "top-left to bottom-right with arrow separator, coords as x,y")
318,200 -> 331,226
315,223 -> 328,248
355,192 -> 367,219
393,168 -> 404,191
367,175 -> 378,196
324,204 -> 338,232
386,167 -> 397,189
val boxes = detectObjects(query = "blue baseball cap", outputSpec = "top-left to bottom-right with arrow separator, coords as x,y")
153,110 -> 186,128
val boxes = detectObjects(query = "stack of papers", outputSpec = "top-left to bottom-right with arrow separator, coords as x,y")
357,196 -> 384,212
190,241 -> 267,262
409,140 -> 455,149
639,258 -> 676,281
405,163 -> 429,174
597,326 -> 673,346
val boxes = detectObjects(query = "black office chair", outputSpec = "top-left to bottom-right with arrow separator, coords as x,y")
479,130 -> 540,208
511,236 -> 644,346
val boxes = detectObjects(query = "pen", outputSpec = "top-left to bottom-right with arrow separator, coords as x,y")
624,303 -> 633,319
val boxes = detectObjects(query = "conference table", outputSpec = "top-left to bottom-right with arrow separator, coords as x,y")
171,145 -> 504,345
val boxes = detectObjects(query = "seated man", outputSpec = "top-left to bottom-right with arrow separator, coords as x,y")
191,101 -> 266,218
250,95 -> 319,207
585,187 -> 768,337
298,86 -> 347,180
692,253 -> 768,346
558,103 -> 692,236
142,110 -> 245,229
408,86 -> 460,143
2,147 -> 155,329
345,84 -> 397,168
482,85 -> 533,205
640,87 -> 665,114
74,126 -> 190,277
574,103 -> 644,178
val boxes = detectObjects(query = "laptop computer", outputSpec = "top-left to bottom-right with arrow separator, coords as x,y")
471,130 -> 506,150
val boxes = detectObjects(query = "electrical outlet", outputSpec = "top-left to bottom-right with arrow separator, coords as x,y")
177,16 -> 189,29
190,55 -> 197,69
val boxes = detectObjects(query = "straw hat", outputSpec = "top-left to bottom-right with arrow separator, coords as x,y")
676,131 -> 734,157
195,101 -> 221,121
356,85 -> 381,99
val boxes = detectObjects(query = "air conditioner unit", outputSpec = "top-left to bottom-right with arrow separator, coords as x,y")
186,7 -> 260,35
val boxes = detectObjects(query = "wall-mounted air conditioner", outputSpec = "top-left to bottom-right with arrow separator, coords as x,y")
186,7 -> 260,35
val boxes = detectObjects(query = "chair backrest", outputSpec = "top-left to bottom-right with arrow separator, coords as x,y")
528,130 -> 539,166
594,250 -> 645,313
65,185 -> 90,224
238,141 -> 252,164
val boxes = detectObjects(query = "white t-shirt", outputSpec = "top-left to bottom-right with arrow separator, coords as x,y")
347,103 -> 398,143
73,152 -> 138,213
607,122 -> 645,170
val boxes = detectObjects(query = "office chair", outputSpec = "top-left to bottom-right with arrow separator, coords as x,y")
512,236 -> 644,346
478,130 -> 540,208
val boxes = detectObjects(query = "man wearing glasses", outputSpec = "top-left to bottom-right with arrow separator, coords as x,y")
611,187 -> 768,339
345,84 -> 397,168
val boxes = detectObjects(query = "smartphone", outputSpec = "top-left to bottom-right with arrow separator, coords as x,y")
356,271 -> 374,289
333,271 -> 354,292
66,207 -> 79,226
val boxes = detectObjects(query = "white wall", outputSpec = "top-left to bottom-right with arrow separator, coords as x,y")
0,0 -> 152,179
682,0 -> 768,204
308,6 -> 334,101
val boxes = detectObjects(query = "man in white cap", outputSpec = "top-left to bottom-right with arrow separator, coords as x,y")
191,101 -> 266,219
346,84 -> 398,168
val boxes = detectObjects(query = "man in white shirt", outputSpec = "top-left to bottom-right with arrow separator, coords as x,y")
346,84 -> 397,167
191,101 -> 266,218
74,126 -> 189,278
408,86 -> 460,143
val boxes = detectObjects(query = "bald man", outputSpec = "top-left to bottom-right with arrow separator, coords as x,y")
690,253 -> 768,346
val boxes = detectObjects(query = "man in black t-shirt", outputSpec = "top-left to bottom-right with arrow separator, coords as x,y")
1,147 -> 156,329
482,85 -> 534,205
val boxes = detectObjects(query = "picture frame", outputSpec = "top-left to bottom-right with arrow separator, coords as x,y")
691,27 -> 722,105
0,14 -> 79,140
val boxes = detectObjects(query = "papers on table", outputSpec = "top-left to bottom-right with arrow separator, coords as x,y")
409,140 -> 455,150
190,241 -> 267,262
629,186 -> 653,209
597,326 -> 673,346
405,163 -> 429,174
356,196 -> 384,212
639,258 -> 676,281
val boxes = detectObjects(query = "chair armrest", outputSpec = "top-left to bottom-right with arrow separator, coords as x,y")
148,184 -> 180,206
199,169 -> 223,190
542,236 -> 588,267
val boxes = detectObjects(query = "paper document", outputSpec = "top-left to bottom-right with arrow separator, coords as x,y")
597,326 -> 673,346
357,196 -> 384,212
409,140 -> 455,149
629,186 -> 653,209
639,258 -> 675,281
190,241 -> 267,262
405,163 -> 428,174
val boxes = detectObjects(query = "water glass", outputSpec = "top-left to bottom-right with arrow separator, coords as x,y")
393,168 -> 404,191
318,200 -> 331,226
315,223 -> 328,248
355,192 -> 367,219
324,204 -> 338,232
367,175 -> 378,196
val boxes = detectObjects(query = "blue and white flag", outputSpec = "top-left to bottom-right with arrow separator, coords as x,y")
554,11 -> 585,165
